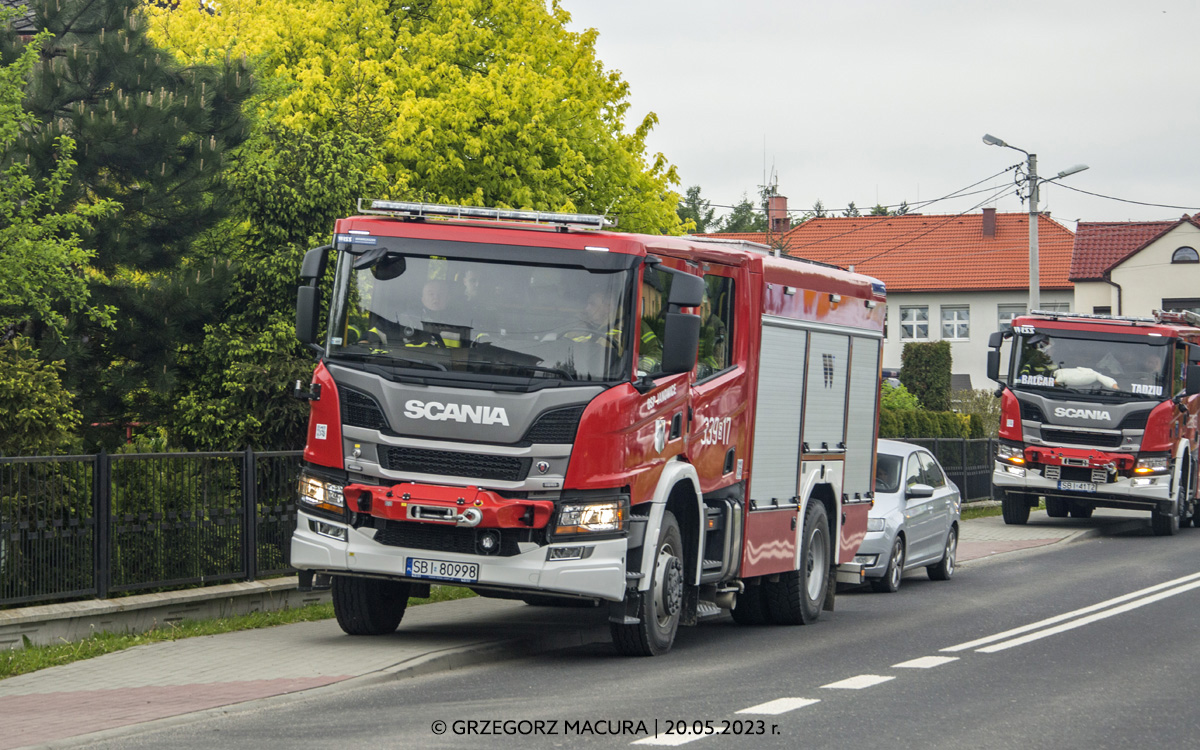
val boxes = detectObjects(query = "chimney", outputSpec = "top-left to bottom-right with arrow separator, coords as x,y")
768,195 -> 790,233
982,207 -> 997,238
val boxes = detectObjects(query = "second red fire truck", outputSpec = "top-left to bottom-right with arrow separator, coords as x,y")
988,309 -> 1200,535
292,201 -> 886,655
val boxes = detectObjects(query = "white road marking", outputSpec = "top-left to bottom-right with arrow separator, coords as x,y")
736,698 -> 820,715
979,578 -> 1200,653
633,728 -> 726,746
893,655 -> 960,669
821,674 -> 895,690
942,570 -> 1200,653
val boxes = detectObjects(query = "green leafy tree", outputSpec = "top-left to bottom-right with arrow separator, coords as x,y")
880,381 -> 920,410
900,340 -> 953,411
677,185 -> 717,233
843,201 -> 860,218
896,200 -> 911,216
2,0 -> 254,448
869,203 -> 892,216
810,199 -> 827,218
717,192 -> 767,233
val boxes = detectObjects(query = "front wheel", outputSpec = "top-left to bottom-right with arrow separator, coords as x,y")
1152,461 -> 1188,537
1045,498 -> 1070,518
870,536 -> 905,593
332,576 -> 410,635
927,526 -> 958,581
1001,490 -> 1031,525
765,501 -> 829,625
611,511 -> 684,656
1070,503 -> 1094,519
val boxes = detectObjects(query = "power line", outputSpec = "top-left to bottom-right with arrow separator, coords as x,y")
1053,183 -> 1200,212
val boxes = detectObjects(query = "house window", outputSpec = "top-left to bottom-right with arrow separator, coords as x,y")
900,306 -> 929,341
1093,306 -> 1111,315
1172,247 -> 1199,264
1162,298 -> 1200,315
1040,302 -> 1070,313
941,306 -> 970,340
998,304 -> 1026,331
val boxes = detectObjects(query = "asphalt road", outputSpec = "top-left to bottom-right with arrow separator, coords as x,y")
83,522 -> 1200,750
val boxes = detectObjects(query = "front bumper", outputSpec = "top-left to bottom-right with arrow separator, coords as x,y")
854,531 -> 894,579
992,461 -> 1170,510
291,511 -> 629,602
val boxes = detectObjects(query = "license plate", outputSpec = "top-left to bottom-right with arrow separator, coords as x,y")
1059,481 -> 1096,493
406,557 -> 479,583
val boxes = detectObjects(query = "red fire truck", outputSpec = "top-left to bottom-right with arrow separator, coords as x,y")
988,310 -> 1200,535
291,200 -> 885,655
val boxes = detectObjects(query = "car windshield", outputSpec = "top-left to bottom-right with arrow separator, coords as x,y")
1012,332 -> 1170,399
875,453 -> 903,494
325,248 -> 634,383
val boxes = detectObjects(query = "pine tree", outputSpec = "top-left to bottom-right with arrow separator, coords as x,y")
1,0 -> 253,446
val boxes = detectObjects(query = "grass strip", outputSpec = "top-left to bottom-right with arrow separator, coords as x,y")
1,585 -> 476,680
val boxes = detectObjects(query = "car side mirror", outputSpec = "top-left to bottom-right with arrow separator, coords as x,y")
987,349 -> 1001,382
906,483 -> 934,499
296,286 -> 321,345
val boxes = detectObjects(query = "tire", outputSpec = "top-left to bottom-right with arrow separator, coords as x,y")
765,501 -> 829,625
927,525 -> 958,581
730,583 -> 773,626
870,536 -> 905,593
611,511 -> 684,656
1045,498 -> 1070,518
1069,503 -> 1094,519
332,576 -> 410,635
1152,460 -> 1187,537
1001,491 -> 1031,525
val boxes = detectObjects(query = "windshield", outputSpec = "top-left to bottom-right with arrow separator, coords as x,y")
326,248 -> 634,383
1012,332 -> 1170,399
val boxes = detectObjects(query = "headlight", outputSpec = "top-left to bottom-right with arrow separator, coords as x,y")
1134,455 -> 1170,475
298,473 -> 345,514
555,500 -> 625,535
997,442 -> 1025,465
866,517 -> 886,532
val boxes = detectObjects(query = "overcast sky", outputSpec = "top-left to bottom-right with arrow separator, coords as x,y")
563,0 -> 1200,228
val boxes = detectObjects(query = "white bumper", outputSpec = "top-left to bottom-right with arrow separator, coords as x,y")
291,512 -> 629,602
992,461 -> 1170,506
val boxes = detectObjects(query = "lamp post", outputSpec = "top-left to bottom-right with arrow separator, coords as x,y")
982,134 -> 1088,312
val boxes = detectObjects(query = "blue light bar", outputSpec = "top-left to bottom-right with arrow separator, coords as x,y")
359,199 -> 615,229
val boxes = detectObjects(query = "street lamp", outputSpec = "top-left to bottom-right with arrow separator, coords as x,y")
982,134 -> 1088,312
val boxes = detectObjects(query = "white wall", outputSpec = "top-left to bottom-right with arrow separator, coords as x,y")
882,289 -> 1073,392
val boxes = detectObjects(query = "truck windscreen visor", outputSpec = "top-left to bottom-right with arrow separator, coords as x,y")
335,236 -> 640,274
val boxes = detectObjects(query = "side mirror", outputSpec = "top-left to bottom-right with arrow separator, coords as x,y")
296,286 -> 321,345
300,245 -> 331,281
988,331 -> 1005,349
906,483 -> 934,499
987,349 -> 1001,382
661,311 -> 701,374
666,271 -> 705,308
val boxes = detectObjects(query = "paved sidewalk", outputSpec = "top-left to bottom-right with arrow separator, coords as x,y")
0,508 -> 1151,749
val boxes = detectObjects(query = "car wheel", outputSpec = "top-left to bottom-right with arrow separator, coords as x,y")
1001,490 -> 1031,525
1069,503 -> 1093,519
870,536 -> 905,593
730,582 -> 773,626
611,511 -> 683,655
1045,498 -> 1069,518
1152,460 -> 1188,537
332,576 -> 410,635
765,501 -> 829,624
927,526 -> 957,581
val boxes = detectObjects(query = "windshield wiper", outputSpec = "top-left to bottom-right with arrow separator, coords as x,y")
329,350 -> 447,371
496,363 -> 575,380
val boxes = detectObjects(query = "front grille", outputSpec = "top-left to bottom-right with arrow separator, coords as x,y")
374,521 -> 536,557
382,446 -> 529,481
1044,465 -> 1109,483
341,388 -> 390,431
524,406 -> 585,444
1118,410 -> 1150,431
1040,429 -> 1123,449
1020,402 -> 1045,422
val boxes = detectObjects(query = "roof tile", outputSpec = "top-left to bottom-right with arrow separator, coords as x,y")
1070,216 -> 1200,280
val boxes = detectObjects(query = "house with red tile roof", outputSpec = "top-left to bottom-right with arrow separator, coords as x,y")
1070,215 -> 1200,317
698,206 -> 1076,390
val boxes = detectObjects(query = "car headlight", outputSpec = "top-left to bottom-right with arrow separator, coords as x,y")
1134,455 -> 1170,475
556,500 -> 625,535
997,442 -> 1025,465
866,517 -> 886,532
298,473 -> 345,514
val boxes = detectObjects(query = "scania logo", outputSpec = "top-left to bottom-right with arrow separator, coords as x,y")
403,399 -> 510,426
1053,407 -> 1111,421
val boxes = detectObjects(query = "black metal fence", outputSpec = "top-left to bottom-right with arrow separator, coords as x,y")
0,450 -> 302,608
900,437 -> 997,502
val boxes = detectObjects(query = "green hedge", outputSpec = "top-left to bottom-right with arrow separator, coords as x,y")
879,408 -> 984,439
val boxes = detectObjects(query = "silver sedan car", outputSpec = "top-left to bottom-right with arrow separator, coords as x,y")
855,439 -> 961,593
